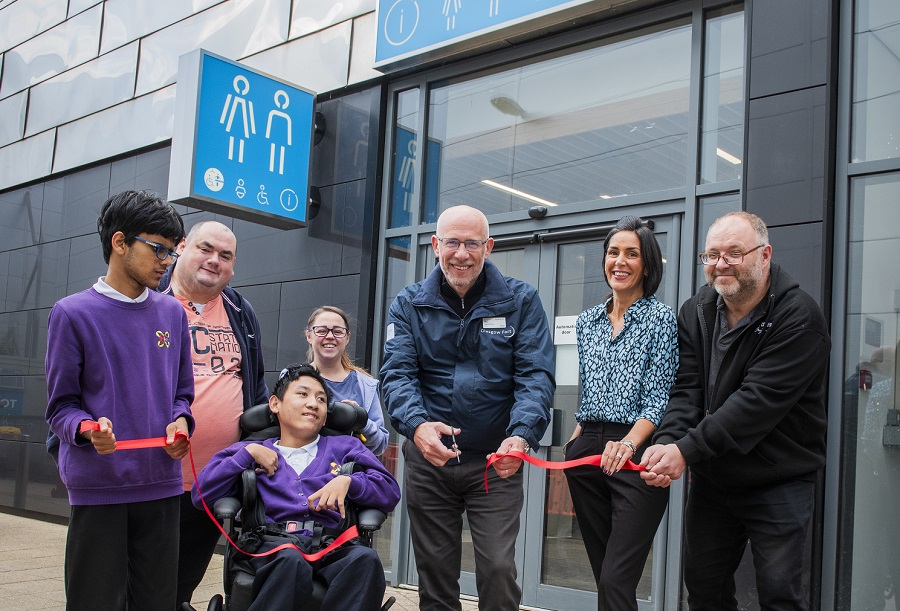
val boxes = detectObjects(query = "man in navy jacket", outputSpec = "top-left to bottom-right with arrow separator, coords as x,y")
381,205 -> 555,610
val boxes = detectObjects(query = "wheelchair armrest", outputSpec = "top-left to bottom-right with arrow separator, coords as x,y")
213,496 -> 242,522
357,508 -> 387,532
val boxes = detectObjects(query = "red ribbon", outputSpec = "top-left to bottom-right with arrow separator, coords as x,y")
76,420 -> 358,562
484,449 -> 644,492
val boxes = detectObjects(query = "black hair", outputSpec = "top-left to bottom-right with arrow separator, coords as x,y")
603,215 -> 664,297
97,190 -> 185,263
273,363 -> 332,404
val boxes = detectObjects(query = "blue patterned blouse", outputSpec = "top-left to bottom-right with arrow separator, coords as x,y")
575,295 -> 678,426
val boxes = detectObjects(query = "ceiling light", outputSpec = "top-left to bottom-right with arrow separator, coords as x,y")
481,179 -> 558,207
716,148 -> 742,165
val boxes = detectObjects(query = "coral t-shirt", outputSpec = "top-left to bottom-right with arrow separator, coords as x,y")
176,293 -> 243,490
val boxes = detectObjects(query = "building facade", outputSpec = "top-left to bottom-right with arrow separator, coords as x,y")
0,0 -> 897,608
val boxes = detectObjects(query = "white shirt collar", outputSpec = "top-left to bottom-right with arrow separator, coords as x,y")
93,277 -> 149,303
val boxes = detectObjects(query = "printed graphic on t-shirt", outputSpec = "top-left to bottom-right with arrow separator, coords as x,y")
190,325 -> 242,379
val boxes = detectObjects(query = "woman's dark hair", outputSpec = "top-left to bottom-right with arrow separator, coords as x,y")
273,363 -> 332,403
97,190 -> 185,263
602,215 -> 664,297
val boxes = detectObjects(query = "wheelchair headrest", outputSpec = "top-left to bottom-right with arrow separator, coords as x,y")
240,401 -> 368,437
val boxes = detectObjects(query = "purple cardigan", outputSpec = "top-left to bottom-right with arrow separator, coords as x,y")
46,288 -> 195,505
193,435 -> 400,531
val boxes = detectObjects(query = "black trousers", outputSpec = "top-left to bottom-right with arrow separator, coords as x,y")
683,477 -> 815,611
564,422 -> 669,611
242,540 -> 385,611
65,495 -> 180,611
176,491 -> 222,609
403,439 -> 524,611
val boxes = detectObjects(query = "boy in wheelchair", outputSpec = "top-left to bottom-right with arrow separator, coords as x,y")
192,363 -> 401,611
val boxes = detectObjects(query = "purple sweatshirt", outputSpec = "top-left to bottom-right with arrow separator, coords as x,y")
192,435 -> 401,531
46,288 -> 194,505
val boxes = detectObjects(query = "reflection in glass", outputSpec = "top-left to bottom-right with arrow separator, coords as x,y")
426,22 -> 692,219
852,0 -> 900,162
700,9 -> 745,184
695,193 -> 740,291
843,173 -> 900,609
389,89 -> 420,229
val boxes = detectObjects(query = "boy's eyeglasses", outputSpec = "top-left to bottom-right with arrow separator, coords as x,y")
131,236 -> 179,262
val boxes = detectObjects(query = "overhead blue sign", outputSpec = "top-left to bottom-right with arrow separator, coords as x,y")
169,50 -> 316,229
375,0 -> 596,68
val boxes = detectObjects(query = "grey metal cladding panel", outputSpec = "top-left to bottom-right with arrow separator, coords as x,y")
275,274 -> 361,367
0,251 -> 7,312
41,164 -> 112,242
134,0 -> 290,97
0,91 -> 27,148
290,0 -> 373,39
225,282 -> 280,375
53,86 -> 177,175
100,0 -> 224,55
6,242 -> 68,311
0,434 -> 71,517
0,185 -> 43,252
109,147 -> 173,200
0,5 -> 102,99
748,0 -> 830,98
336,180 -> 368,276
0,310 -> 48,376
0,0 -> 67,54
25,42 -> 138,137
230,193 -> 342,285
768,222 -> 825,309
745,87 -> 827,226
65,235 -> 107,295
0,131 -> 55,191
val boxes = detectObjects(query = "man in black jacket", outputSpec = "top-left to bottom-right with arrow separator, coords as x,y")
642,212 -> 829,610
158,220 -> 269,609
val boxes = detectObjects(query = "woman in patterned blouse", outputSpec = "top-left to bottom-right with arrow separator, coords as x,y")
564,215 -> 679,610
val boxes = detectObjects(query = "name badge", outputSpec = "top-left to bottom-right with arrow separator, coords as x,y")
483,317 -> 506,329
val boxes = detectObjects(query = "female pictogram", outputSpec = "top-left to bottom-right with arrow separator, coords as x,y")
265,90 -> 292,175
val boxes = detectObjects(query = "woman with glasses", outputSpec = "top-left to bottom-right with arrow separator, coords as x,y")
306,306 -> 389,455
563,215 -> 678,610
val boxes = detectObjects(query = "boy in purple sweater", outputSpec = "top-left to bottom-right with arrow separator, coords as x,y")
193,363 -> 400,611
45,190 -> 195,611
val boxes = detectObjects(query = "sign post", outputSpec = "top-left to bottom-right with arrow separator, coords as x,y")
169,50 -> 316,229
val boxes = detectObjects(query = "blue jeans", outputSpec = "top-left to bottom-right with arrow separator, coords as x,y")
683,477 -> 816,611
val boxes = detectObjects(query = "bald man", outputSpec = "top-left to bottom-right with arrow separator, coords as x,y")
381,205 -> 555,611
159,221 -> 269,609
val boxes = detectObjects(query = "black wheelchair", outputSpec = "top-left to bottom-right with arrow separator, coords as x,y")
182,401 -> 396,611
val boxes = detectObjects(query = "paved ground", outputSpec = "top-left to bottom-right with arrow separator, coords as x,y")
0,511 -> 479,611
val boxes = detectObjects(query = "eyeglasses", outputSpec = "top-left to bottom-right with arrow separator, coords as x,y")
436,237 -> 489,252
131,236 -> 179,262
308,325 -> 348,339
699,244 -> 765,266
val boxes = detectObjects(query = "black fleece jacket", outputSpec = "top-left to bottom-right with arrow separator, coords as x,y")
653,264 -> 830,488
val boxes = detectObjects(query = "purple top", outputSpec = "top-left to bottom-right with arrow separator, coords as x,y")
46,288 -> 195,505
192,435 -> 400,532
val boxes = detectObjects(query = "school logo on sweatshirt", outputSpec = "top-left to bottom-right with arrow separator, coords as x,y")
156,330 -> 171,348
330,462 -> 341,476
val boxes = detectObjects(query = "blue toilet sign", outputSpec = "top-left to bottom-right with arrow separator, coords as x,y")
169,50 -> 316,229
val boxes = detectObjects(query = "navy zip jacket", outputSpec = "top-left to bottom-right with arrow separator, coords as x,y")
380,259 -> 555,461
653,264 -> 830,488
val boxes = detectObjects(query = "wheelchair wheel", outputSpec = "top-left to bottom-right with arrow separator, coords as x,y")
206,594 -> 224,611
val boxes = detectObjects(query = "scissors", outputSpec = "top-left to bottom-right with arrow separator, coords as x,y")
450,427 -> 460,463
